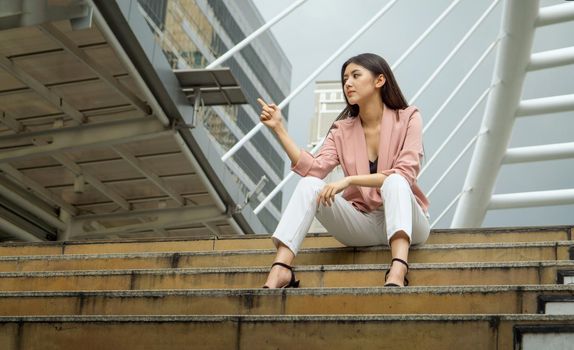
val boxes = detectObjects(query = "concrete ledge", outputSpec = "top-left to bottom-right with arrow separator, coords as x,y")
0,285 -> 571,315
0,284 -> 571,299
0,225 -> 571,252
0,241 -> 570,273
1,240 -> 571,259
0,261 -> 573,290
0,314 -> 573,349
0,284 -> 572,297
3,314 -> 574,322
1,260 -> 574,277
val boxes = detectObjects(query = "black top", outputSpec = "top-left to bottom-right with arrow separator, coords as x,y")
369,157 -> 378,174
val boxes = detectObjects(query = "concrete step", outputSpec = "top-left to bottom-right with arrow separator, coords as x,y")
0,285 -> 572,316
0,314 -> 572,349
0,261 -> 573,291
539,294 -> 574,314
0,226 -> 571,257
0,241 -> 570,273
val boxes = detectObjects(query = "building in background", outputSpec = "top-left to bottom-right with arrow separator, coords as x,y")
138,0 -> 292,232
0,0 -> 292,242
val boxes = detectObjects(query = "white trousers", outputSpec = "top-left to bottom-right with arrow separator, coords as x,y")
272,174 -> 431,255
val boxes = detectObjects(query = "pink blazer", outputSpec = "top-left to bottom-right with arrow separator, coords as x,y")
291,106 -> 429,214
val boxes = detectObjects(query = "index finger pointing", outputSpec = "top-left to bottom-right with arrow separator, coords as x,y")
256,98 -> 268,108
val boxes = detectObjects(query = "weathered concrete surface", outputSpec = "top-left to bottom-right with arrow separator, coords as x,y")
0,261 -> 573,290
0,285 -> 572,316
0,225 -> 572,349
0,241 -> 570,272
0,226 -> 571,256
0,314 -> 572,350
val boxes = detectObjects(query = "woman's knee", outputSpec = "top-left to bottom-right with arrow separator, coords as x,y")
381,173 -> 409,194
296,176 -> 326,193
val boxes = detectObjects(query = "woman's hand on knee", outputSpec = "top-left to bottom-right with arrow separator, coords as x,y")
317,178 -> 351,207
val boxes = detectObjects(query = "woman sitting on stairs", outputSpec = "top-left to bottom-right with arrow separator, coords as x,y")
258,53 -> 430,288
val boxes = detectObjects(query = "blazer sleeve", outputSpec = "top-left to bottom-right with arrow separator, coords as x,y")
291,128 -> 339,179
381,111 -> 424,186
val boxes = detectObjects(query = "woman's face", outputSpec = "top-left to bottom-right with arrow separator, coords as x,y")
342,63 -> 385,105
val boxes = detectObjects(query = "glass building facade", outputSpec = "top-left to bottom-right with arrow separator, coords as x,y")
137,0 -> 292,232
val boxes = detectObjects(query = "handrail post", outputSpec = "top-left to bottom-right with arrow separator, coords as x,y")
451,0 -> 540,228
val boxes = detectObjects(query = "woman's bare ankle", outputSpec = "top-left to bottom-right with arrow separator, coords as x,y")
263,241 -> 296,288
386,263 -> 407,285
264,263 -> 293,288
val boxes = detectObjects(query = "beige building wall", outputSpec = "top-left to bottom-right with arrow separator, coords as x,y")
308,81 -> 347,233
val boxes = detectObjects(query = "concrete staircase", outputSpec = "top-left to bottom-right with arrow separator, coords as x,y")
0,226 -> 573,349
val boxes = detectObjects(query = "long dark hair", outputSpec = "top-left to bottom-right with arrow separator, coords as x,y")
330,53 -> 408,128
325,53 -> 426,166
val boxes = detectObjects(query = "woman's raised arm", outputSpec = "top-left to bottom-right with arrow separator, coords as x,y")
257,98 -> 301,166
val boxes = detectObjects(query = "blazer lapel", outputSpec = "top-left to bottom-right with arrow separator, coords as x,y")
350,117 -> 370,176
378,108 -> 395,172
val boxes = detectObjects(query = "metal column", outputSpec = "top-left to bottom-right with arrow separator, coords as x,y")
451,0 -> 540,228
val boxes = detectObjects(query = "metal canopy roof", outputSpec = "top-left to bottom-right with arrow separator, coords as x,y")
0,15 -> 238,241
173,68 -> 248,106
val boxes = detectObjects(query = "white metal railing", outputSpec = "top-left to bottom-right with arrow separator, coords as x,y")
516,94 -> 574,117
221,0 -> 401,162
139,4 -> 283,206
431,189 -> 469,229
426,134 -> 479,198
423,37 -> 500,134
144,0 -> 295,159
140,2 -> 297,213
253,1 -> 503,222
148,0 -> 571,229
206,0 -> 307,69
415,33 -> 498,228
391,0 -> 462,70
452,0 -> 571,228
489,189 -> 574,210
253,138 -> 324,214
419,84 -> 493,177
251,0 -> 501,218
253,0 -> 463,214
536,1 -> 574,27
244,0 -> 574,230
409,0 -> 500,104
528,47 -> 574,71
503,142 -> 574,164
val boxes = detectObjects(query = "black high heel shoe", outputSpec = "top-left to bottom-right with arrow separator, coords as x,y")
384,258 -> 409,287
262,262 -> 300,289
